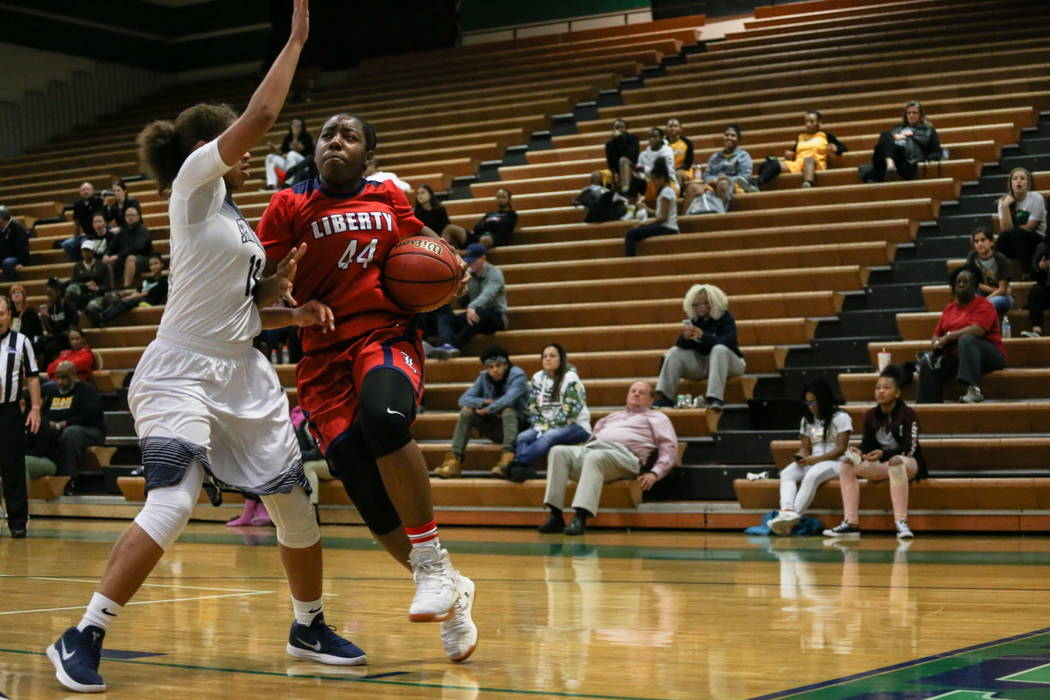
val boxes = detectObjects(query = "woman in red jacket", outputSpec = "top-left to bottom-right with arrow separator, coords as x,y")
917,266 -> 1006,403
47,328 -> 94,382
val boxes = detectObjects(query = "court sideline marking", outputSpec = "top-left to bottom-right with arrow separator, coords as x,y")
0,575 -> 273,616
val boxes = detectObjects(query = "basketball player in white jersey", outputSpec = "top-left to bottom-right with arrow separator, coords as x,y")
46,2 -> 366,693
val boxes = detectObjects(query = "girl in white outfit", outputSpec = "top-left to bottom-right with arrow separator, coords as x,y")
768,377 -> 852,535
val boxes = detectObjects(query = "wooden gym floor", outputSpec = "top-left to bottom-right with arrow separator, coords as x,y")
4,522 -> 1050,699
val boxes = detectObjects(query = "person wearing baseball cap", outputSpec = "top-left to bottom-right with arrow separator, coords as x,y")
427,243 -> 508,359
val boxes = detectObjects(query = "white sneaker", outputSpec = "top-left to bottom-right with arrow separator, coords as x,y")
959,385 -> 984,403
440,575 -> 478,662
409,543 -> 458,622
1020,330 -> 1041,338
843,449 -> 862,466
769,511 -> 800,536
895,520 -> 915,539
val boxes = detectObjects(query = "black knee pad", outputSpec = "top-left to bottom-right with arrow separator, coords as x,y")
358,368 -> 416,458
327,428 -> 402,536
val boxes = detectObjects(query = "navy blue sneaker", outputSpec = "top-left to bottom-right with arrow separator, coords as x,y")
286,614 -> 367,666
46,625 -> 106,693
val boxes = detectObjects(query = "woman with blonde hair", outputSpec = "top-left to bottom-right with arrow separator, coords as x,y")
654,283 -> 746,410
994,166 -> 1046,277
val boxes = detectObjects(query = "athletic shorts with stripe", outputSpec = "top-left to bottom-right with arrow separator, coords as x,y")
297,324 -> 425,453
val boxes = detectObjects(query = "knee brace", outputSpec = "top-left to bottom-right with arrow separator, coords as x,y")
262,487 -> 320,549
358,368 -> 415,458
887,458 -> 908,488
133,485 -> 196,551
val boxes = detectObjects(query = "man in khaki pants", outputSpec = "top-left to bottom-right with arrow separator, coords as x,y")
538,382 -> 678,536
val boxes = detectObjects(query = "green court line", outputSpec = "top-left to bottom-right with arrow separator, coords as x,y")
22,527 -> 1050,566
0,647 -> 667,699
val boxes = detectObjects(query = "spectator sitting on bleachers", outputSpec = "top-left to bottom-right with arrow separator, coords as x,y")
602,118 -> 641,192
103,179 -> 141,233
426,243 -> 507,359
61,182 -> 105,261
682,175 -> 732,215
8,285 -> 41,343
264,117 -> 313,189
538,381 -> 676,536
435,344 -> 529,479
22,390 -> 58,483
628,127 -> 678,202
757,110 -> 847,190
500,343 -> 591,483
767,378 -> 851,536
46,328 -> 94,383
414,184 -> 464,248
101,205 -> 152,290
861,101 -> 941,183
918,265 -> 1006,404
37,359 -> 105,494
37,280 -> 80,365
0,205 -> 30,282
66,239 -> 110,309
653,283 -> 745,411
467,189 -> 517,249
965,227 -> 1012,316
824,365 -> 926,541
704,124 -> 755,193
365,159 -> 411,194
665,118 -> 694,185
623,159 -> 678,257
1022,240 -> 1050,338
994,167 -> 1046,279
87,252 -> 167,326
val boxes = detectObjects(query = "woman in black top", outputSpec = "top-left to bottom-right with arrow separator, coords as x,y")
824,365 -> 926,540
414,184 -> 464,248
468,189 -> 517,249
862,101 -> 941,183
103,179 -> 141,232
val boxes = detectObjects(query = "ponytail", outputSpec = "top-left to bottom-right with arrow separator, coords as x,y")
136,103 -> 237,196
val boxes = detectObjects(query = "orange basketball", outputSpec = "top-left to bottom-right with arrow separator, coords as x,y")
382,236 -> 462,312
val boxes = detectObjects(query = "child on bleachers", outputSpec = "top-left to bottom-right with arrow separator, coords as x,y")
1022,240 -> 1050,338
994,167 -> 1046,280
703,124 -> 754,193
602,118 -> 641,192
86,252 -> 168,326
767,378 -> 851,536
623,159 -> 678,257
629,127 -> 678,202
757,110 -> 847,189
824,365 -> 926,540
965,227 -> 1012,315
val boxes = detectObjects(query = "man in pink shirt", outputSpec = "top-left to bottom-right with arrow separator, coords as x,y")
539,381 -> 678,535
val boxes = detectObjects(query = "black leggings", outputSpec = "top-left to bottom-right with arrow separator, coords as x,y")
1027,283 -> 1050,329
624,224 -> 677,257
326,368 -> 417,535
996,227 -> 1042,267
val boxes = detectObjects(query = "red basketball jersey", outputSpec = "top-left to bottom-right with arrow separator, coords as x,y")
257,178 -> 424,352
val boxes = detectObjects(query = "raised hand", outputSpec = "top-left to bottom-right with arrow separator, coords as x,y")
276,243 -> 309,306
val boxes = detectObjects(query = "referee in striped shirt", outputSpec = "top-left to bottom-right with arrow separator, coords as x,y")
0,294 -> 42,538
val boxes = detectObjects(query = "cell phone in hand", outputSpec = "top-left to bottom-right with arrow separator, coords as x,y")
682,319 -> 692,327
794,454 -> 804,463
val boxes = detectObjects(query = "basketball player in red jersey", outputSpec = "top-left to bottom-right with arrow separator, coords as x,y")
257,113 -> 477,663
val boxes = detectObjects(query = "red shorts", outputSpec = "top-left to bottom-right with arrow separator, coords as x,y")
296,325 -> 425,452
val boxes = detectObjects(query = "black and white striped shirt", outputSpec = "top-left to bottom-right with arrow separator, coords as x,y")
1,330 -> 38,404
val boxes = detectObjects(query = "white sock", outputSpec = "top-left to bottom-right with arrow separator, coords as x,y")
78,592 -> 123,632
292,596 -> 324,626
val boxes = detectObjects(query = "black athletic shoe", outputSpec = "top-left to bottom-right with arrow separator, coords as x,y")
564,515 -> 588,536
537,513 -> 565,534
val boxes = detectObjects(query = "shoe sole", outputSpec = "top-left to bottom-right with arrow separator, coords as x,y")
897,532 -> 915,540
285,644 -> 367,666
770,517 -> 800,536
410,607 -> 455,623
823,532 -> 861,539
46,644 -> 107,693
444,577 -> 478,663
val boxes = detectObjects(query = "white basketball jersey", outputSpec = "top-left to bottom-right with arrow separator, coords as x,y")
159,140 -> 263,345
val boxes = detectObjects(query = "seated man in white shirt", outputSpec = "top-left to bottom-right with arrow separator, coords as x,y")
539,381 -> 679,536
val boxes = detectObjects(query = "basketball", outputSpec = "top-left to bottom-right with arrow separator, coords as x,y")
382,236 -> 462,312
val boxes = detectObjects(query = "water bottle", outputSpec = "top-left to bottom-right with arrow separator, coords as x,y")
281,344 -> 290,364
1001,316 -> 1012,339
877,348 -> 892,372
269,348 -> 278,364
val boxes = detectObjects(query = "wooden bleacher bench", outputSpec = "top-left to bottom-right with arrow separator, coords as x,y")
733,477 -> 1050,513
842,402 -> 1050,435
769,438 -> 1050,472
896,310 -> 1032,340
868,337 -> 1050,369
28,476 -> 70,501
839,370 -> 1050,403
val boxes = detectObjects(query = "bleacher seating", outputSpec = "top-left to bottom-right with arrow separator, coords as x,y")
7,0 -> 1050,532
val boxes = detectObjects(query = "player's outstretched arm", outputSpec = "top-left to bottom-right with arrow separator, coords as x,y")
259,300 -> 334,332
255,244 -> 306,308
216,0 -> 309,167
